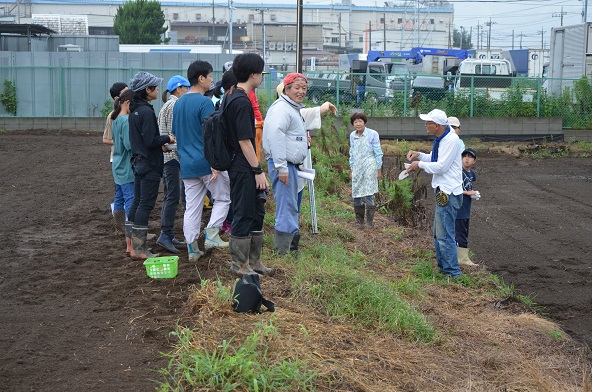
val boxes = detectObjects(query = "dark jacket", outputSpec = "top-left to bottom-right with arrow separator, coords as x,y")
129,99 -> 170,176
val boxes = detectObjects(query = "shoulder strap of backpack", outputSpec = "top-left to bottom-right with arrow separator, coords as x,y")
261,297 -> 275,312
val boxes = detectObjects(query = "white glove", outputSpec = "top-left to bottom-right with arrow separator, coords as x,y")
470,191 -> 481,200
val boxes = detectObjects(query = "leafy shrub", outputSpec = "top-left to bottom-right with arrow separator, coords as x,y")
0,79 -> 17,116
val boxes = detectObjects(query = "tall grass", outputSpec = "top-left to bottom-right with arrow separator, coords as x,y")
291,241 -> 436,343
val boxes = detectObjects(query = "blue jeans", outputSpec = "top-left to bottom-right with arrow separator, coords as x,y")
433,192 -> 462,277
268,159 -> 299,234
114,182 -> 134,218
161,160 -> 181,238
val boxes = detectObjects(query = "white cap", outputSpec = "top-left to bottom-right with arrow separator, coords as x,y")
419,109 -> 448,125
447,116 -> 461,127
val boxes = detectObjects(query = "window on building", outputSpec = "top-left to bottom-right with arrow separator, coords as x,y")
430,19 -> 435,24
332,37 -> 339,43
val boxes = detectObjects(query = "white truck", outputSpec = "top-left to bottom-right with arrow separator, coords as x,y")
454,58 -> 534,101
546,22 -> 592,94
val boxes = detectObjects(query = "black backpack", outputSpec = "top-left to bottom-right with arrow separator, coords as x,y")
232,274 -> 275,314
202,92 -> 244,171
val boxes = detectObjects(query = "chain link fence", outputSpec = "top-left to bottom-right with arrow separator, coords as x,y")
1,65 -> 591,129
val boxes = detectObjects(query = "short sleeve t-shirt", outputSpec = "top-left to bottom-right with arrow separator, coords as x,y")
225,88 -> 256,173
457,168 -> 476,219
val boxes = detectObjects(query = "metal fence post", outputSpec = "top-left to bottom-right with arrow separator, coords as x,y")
536,78 -> 542,117
470,76 -> 474,117
59,66 -> 63,117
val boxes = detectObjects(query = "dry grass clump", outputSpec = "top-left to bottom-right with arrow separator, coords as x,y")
170,235 -> 591,391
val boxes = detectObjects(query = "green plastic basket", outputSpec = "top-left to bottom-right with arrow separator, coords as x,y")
143,256 -> 179,279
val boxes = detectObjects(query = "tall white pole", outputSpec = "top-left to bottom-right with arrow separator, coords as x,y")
229,0 -> 233,54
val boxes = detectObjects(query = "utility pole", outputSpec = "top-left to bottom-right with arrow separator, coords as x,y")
260,9 -> 265,62
477,23 -> 480,49
552,7 -> 566,26
383,9 -> 386,50
539,26 -> 545,49
229,0 -> 234,54
511,29 -> 514,50
485,18 -> 496,50
211,0 -> 215,42
583,0 -> 588,23
338,13 -> 342,50
460,26 -> 463,49
369,20 -> 372,51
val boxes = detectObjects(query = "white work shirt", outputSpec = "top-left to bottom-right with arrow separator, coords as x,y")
418,129 -> 463,195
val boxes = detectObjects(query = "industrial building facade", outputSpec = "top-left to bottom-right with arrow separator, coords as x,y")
5,0 -> 455,68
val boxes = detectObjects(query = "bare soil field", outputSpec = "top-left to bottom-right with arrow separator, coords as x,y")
469,150 -> 592,349
0,130 -> 590,391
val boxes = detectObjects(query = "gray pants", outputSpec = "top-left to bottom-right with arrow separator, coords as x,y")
160,160 -> 181,238
353,195 -> 375,207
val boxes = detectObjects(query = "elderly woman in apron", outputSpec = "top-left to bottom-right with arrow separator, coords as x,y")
349,112 -> 383,228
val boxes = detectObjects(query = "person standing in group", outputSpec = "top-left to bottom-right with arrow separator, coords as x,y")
224,60 -> 265,160
155,75 -> 190,254
172,61 -> 231,262
348,112 -> 383,228
405,109 -> 463,278
110,89 -> 135,255
127,71 -> 175,260
103,82 -> 128,235
225,53 -> 272,276
456,147 -> 479,267
274,82 -> 338,254
263,73 -> 309,255
211,70 -> 239,235
447,116 -> 465,152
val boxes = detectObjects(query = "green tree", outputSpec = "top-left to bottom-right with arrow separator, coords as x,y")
113,0 -> 167,44
453,28 -> 473,50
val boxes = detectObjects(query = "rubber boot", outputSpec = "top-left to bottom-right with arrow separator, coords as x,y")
187,239 -> 204,262
290,233 -> 301,256
365,206 -> 376,228
131,225 -> 159,260
458,247 -> 478,266
125,221 -> 134,257
249,231 -> 274,275
273,230 -> 294,256
354,205 -> 365,225
113,210 -> 126,236
156,233 -> 180,254
229,235 -> 257,276
204,227 -> 229,250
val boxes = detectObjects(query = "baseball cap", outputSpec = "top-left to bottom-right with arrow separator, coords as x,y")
223,61 -> 234,72
419,109 -> 448,125
166,75 -> 190,92
129,71 -> 163,92
462,148 -> 477,158
447,116 -> 461,127
109,82 -> 128,99
283,72 -> 308,86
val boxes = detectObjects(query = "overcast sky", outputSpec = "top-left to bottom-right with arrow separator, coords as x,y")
299,0 -> 587,50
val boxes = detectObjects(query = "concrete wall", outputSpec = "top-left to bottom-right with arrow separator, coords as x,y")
0,116 -> 589,142
360,117 -> 570,141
